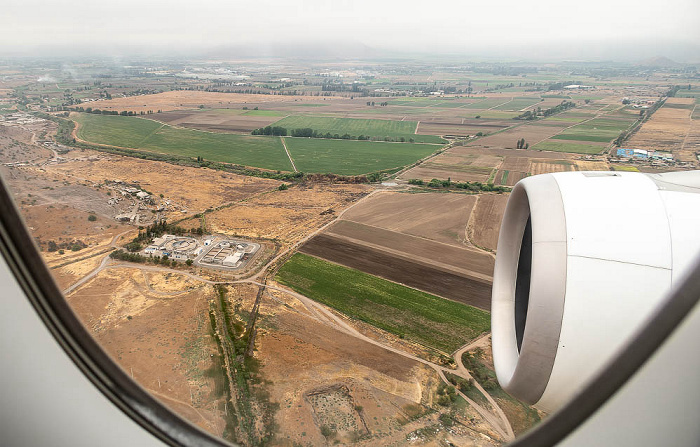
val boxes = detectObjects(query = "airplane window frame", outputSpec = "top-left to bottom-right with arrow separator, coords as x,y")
1,173 -> 698,447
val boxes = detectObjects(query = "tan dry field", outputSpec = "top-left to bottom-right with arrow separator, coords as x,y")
475,125 -> 567,149
46,154 -> 281,216
85,90 -> 350,113
626,98 -> 694,156
256,285 -> 502,446
529,159 -> 575,176
340,191 -> 476,246
181,183 -> 371,250
469,194 -> 509,252
400,148 -> 503,183
64,267 -> 225,437
679,118 -> 700,164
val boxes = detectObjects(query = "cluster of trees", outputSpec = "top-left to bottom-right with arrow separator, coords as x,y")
251,126 -> 287,136
408,178 -> 509,193
71,107 -> 157,116
462,349 -> 499,390
445,372 -> 474,393
252,126 -> 415,143
514,101 -> 575,120
110,249 -> 193,267
366,101 -> 389,106
436,382 -> 459,406
516,138 -> 529,149
47,239 -> 87,253
126,219 -> 202,252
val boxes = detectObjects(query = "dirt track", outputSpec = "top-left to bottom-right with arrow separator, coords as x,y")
300,233 -> 492,310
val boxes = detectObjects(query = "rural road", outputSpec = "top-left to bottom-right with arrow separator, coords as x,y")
280,137 -> 298,172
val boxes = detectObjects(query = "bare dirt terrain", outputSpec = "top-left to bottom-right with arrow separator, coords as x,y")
187,183 -> 371,252
340,191 -> 477,246
46,153 -> 281,217
627,98 -> 695,157
64,267 -> 225,436
469,194 -> 509,252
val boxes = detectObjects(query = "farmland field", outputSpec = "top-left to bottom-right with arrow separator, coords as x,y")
532,140 -> 606,154
73,113 -> 442,174
283,137 -> 440,175
339,191 -> 476,246
73,113 -> 293,171
470,194 -> 509,251
276,253 -> 490,353
270,115 -> 445,143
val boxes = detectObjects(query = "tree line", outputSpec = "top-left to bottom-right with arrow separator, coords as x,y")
408,178 -> 509,193
251,125 -> 416,143
514,101 -> 575,120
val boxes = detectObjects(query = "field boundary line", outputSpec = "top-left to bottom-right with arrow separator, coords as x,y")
488,97 -> 514,110
279,137 -> 297,172
318,230 -> 493,283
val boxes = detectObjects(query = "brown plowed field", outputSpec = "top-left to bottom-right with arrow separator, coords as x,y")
500,156 -> 530,172
471,194 -> 509,251
340,191 -> 476,246
327,220 -> 494,278
300,234 -> 492,310
153,110 -> 282,133
476,125 -> 566,149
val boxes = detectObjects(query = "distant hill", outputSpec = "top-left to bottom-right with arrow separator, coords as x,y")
637,56 -> 683,68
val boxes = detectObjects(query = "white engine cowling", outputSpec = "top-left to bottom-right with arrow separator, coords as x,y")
491,171 -> 700,413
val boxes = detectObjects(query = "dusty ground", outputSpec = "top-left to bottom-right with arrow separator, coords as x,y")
340,191 -> 477,247
186,183 -> 371,251
255,285 -> 503,446
469,194 -> 509,252
627,98 -> 695,156
64,267 -> 225,436
46,153 -> 281,216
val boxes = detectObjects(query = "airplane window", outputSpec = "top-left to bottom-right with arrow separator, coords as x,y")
1,1 -> 698,446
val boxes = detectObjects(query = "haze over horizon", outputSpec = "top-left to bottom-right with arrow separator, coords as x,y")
1,0 -> 699,63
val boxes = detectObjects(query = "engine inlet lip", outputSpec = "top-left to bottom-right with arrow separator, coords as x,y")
492,174 -> 567,405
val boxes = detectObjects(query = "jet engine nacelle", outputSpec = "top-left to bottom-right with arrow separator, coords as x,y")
491,171 -> 700,413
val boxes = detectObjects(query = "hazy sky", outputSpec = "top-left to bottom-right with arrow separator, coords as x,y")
1,0 -> 698,60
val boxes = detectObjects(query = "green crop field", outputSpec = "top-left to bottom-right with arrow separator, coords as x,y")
284,137 -> 439,175
73,113 -> 440,174
73,113 -> 292,171
275,253 -> 490,353
461,98 -> 512,109
550,134 -> 614,143
493,97 -> 543,111
243,110 -> 287,116
270,115 -> 444,144
533,140 -> 606,154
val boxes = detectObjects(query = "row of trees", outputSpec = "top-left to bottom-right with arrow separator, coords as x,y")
408,178 -> 509,193
516,138 -> 529,149
514,101 -> 575,120
110,249 -> 193,267
252,125 -> 416,143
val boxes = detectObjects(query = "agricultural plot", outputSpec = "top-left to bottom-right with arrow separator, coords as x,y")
270,115 -> 445,144
470,194 -> 509,251
302,217 -> 495,307
626,98 -> 695,157
340,191 -> 476,246
529,159 -> 576,176
531,140 -> 606,154
283,137 -> 439,175
461,98 -> 512,109
73,113 -> 292,170
276,253 -> 491,353
493,97 -> 543,111
154,109 -> 283,133
74,113 -> 442,174
551,116 -> 637,143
